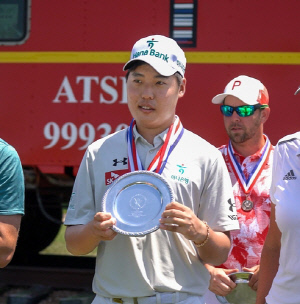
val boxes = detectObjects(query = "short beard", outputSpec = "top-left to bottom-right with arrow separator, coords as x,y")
227,115 -> 261,144
227,124 -> 249,143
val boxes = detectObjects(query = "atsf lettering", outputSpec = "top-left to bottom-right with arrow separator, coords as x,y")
53,75 -> 127,104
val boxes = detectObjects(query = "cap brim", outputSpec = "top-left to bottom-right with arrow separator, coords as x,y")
211,93 -> 230,104
123,58 -> 180,77
295,87 -> 300,95
211,93 -> 259,105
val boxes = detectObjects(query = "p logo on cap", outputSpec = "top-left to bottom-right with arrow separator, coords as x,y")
212,75 -> 269,106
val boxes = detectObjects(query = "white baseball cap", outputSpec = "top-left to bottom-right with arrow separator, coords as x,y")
123,35 -> 186,77
212,75 -> 269,105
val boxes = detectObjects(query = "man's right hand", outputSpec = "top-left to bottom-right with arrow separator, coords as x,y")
91,212 -> 117,241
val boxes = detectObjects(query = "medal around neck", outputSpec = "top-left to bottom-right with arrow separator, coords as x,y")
242,199 -> 253,212
102,170 -> 174,236
216,272 -> 256,304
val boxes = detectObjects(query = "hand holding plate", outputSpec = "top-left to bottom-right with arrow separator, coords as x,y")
159,202 -> 205,242
208,267 -> 238,296
92,212 -> 118,241
216,271 -> 256,304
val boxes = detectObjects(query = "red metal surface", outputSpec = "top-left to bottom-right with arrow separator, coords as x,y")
0,0 -> 299,172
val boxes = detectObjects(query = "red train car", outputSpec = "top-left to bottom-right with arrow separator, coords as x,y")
0,0 -> 299,255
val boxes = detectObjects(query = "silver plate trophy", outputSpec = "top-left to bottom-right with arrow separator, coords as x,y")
216,272 -> 256,304
102,170 -> 174,236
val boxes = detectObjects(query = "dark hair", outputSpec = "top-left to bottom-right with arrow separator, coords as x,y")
125,60 -> 146,81
125,60 -> 183,87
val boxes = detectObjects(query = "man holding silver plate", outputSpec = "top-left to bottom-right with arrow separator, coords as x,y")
204,76 -> 274,304
64,34 -> 239,304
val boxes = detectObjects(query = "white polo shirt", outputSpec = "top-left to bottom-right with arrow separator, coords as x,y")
266,132 -> 300,304
65,126 -> 239,298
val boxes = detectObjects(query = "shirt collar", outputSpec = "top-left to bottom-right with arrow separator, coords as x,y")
132,125 -> 168,147
231,134 -> 271,162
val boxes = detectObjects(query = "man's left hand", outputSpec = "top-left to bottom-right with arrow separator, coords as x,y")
159,202 -> 206,242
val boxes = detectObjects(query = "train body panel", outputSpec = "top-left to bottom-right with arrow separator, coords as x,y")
1,0 -> 299,173
0,0 -> 299,255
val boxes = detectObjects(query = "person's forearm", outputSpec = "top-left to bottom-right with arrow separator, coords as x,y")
256,244 -> 280,304
65,223 -> 101,255
196,230 -> 231,265
0,242 -> 17,268
256,203 -> 281,304
0,215 -> 21,267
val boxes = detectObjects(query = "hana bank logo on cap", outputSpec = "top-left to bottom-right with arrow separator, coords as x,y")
212,75 -> 269,106
123,35 -> 186,77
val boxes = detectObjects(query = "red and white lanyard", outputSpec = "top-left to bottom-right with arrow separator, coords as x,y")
127,116 -> 184,174
227,136 -> 272,195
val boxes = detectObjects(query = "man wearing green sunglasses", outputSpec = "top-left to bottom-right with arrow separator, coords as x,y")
204,75 -> 274,304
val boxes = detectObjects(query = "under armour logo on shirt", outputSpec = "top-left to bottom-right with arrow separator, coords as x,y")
228,198 -> 235,212
113,158 -> 128,166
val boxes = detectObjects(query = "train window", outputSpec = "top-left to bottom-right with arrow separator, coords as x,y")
170,0 -> 197,47
0,0 -> 30,45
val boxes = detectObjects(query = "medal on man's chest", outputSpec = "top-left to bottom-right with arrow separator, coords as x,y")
241,199 -> 253,212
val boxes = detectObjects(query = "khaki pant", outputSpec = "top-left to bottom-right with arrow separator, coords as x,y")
92,292 -> 205,304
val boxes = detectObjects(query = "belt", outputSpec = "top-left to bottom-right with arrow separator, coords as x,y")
112,299 -> 138,304
111,292 -> 189,304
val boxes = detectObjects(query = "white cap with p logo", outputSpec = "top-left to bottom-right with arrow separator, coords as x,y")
212,75 -> 269,106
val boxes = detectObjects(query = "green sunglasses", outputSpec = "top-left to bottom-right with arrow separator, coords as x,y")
220,104 -> 269,117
